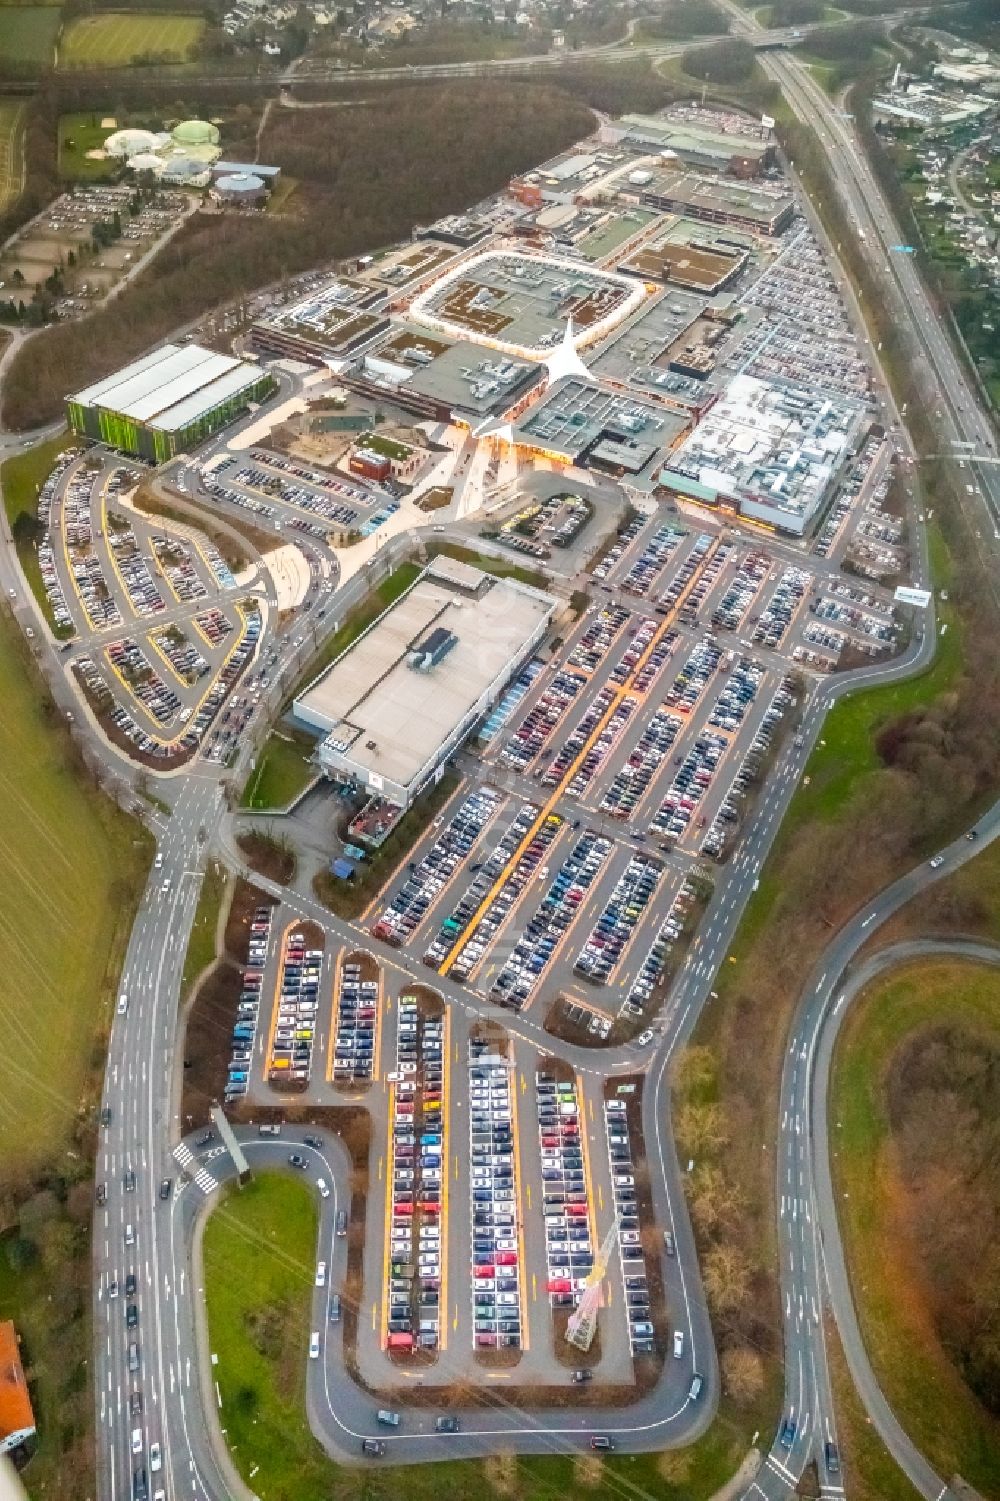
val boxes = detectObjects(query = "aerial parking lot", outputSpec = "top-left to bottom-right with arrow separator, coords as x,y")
35,452 -> 272,764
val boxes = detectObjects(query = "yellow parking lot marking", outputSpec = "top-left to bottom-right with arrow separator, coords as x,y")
437,539 -> 720,979
532,1272 -> 538,1302
371,1302 -> 376,1330
378,1155 -> 383,1182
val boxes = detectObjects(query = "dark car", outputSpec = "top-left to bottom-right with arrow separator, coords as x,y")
288,1153 -> 307,1169
572,1369 -> 592,1384
825,1441 -> 840,1475
779,1417 -> 796,1448
125,1272 -> 137,1297
129,1392 -> 142,1417
96,1183 -> 107,1205
197,1132 -> 214,1147
126,1304 -> 138,1329
305,1136 -> 323,1150
361,1440 -> 386,1457
159,1178 -> 172,1200
590,1436 -> 613,1451
435,1416 -> 459,1433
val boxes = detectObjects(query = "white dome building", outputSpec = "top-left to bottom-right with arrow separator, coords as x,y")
104,128 -> 161,158
126,151 -> 165,176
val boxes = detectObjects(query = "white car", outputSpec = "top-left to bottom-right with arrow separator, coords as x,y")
150,1443 -> 162,1473
316,1261 -> 327,1288
131,1429 -> 142,1455
117,993 -> 128,1016
316,1178 -> 330,1199
309,1331 -> 320,1359
672,1330 -> 685,1359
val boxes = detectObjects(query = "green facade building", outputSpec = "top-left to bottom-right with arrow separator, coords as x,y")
67,343 -> 276,463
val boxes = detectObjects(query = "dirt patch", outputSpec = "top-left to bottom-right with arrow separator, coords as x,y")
416,486 -> 453,513
573,1453 -> 606,1488
484,1453 -> 520,1497
237,829 -> 296,885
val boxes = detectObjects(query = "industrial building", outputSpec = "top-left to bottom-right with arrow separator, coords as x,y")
609,113 -> 774,177
639,170 -> 795,237
514,376 -> 689,487
399,340 -> 543,423
659,372 -> 865,534
295,556 -> 556,807
252,278 -> 389,367
66,343 -> 276,463
619,215 -> 753,293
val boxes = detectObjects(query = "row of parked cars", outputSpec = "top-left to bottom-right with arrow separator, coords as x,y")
601,704 -> 682,821
621,875 -> 699,1020
108,522 -> 166,618
567,604 -> 630,676
151,533 -> 208,604
267,931 -> 321,1088
603,1099 -> 655,1355
107,637 -> 181,725
332,959 -> 377,1083
387,1001 -> 445,1351
663,636 -> 722,716
500,668 -> 583,772
371,787 -> 501,946
234,461 -> 359,529
650,731 -> 728,847
491,830 -> 612,1010
752,566 -> 811,650
707,657 -> 765,734
537,1074 -> 594,1310
151,627 -> 209,686
711,549 -> 770,632
621,523 -> 684,598
700,677 -> 796,860
574,853 -> 662,985
225,905 -> 273,1102
470,1046 -> 522,1349
424,804 -> 563,987
592,513 -> 644,583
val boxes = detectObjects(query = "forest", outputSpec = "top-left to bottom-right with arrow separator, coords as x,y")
888,1025 -> 1000,1414
1,80 -> 594,429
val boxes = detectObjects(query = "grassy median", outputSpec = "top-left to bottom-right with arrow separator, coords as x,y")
830,958 -> 1000,1496
203,1172 -> 763,1501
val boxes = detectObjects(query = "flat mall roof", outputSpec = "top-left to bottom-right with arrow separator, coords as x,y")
299,563 -> 553,790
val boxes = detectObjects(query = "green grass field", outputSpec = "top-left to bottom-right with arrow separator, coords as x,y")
59,10 -> 204,67
0,5 -> 60,64
241,732 -> 316,811
203,1175 -> 760,1501
0,607 -> 152,1169
831,959 -> 1000,1496
57,112 -> 119,181
0,102 -> 25,212
181,860 -> 229,998
2,433 -> 81,636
